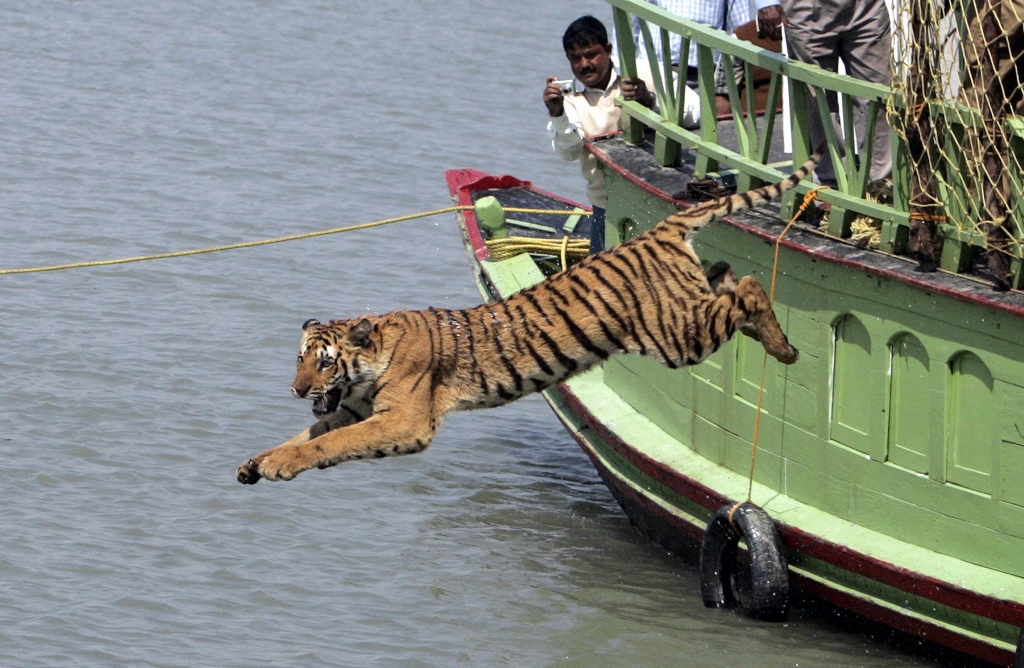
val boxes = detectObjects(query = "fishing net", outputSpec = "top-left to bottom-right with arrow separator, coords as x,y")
890,0 -> 1024,286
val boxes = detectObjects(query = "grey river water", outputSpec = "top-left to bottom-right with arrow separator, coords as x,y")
0,2 -> 961,666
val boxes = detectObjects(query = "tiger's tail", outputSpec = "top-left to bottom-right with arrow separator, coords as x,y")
664,149 -> 824,237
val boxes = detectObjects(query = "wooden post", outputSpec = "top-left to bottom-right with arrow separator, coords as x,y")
613,8 -> 645,145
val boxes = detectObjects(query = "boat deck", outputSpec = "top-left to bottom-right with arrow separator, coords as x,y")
588,130 -> 1024,318
469,184 -> 594,242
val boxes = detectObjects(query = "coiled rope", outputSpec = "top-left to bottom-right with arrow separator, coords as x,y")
746,187 -> 828,503
0,206 -> 590,276
484,236 -> 590,266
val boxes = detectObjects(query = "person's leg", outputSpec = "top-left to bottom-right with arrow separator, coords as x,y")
784,0 -> 842,183
589,206 -> 606,254
839,0 -> 893,180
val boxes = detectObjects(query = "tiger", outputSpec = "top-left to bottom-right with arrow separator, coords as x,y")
236,151 -> 821,484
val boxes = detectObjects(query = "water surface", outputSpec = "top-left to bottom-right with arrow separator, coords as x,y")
0,2 -> 957,665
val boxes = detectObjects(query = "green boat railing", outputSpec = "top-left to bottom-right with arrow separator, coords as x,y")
605,0 -> 1024,287
607,0 -> 898,239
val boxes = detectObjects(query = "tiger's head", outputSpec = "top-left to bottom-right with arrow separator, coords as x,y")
292,317 -> 381,418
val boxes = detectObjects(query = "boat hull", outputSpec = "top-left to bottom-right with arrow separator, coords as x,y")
446,154 -> 1024,666
545,379 -> 1018,666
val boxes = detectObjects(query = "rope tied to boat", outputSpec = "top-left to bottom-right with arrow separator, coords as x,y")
746,186 -> 830,503
0,206 -> 590,276
909,211 -> 948,222
483,236 -> 591,265
726,500 -> 744,533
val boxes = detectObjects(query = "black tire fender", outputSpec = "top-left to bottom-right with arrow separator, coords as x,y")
699,502 -> 789,621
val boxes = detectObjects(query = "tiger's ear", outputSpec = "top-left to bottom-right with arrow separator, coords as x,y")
349,318 -> 373,348
302,318 -> 321,330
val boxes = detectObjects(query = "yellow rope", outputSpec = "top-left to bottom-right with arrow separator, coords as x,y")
0,206 -> 590,276
746,187 -> 828,502
726,500 -> 744,533
484,236 -> 590,263
908,211 -> 948,222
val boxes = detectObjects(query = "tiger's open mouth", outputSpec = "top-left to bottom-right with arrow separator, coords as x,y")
311,387 -> 342,418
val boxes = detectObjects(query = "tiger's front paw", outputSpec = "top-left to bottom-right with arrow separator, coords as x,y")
236,451 -> 302,483
236,458 -> 263,484
249,447 -> 307,482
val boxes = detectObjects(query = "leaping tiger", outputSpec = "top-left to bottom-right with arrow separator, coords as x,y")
236,153 -> 820,484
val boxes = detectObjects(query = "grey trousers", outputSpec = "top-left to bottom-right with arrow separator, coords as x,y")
783,0 -> 893,182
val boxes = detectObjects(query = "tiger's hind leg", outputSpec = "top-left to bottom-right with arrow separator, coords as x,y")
716,275 -> 798,364
703,262 -> 786,355
705,260 -> 738,295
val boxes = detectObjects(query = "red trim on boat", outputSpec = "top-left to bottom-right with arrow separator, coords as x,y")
446,165 -> 1024,664
556,403 -> 1017,666
585,140 -> 1024,321
794,575 -> 1015,667
444,168 -> 592,263
552,383 -> 1024,630
445,169 -> 514,261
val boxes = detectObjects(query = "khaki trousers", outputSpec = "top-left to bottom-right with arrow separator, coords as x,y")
783,0 -> 893,182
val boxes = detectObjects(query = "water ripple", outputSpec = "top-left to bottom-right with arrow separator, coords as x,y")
0,1 -> 949,666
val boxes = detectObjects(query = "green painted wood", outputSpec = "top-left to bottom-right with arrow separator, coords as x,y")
831,315 -> 877,454
617,102 -> 907,224
540,362 -> 1024,648
546,380 -> 716,526
756,72 -> 782,171
734,334 -> 771,410
790,554 -> 1021,646
654,132 -> 681,167
784,79 -> 814,222
887,110 -> 911,255
596,168 -> 1024,577
879,219 -> 909,254
940,238 -> 977,274
606,0 -> 887,99
470,171 -> 1024,662
1010,134 -> 1024,246
841,91 -> 858,187
695,45 -> 718,177
672,38 -> 690,127
858,100 -> 880,195
474,196 -> 508,239
504,219 -> 559,234
602,0 -> 1024,276
659,26 -> 675,110
636,19 -> 671,119
743,61 -> 756,145
887,334 -> 931,474
947,353 -> 996,495
998,498 -> 1024,540
605,357 -> 693,447
611,7 -> 644,145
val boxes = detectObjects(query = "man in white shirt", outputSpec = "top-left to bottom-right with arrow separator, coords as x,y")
542,16 -> 660,253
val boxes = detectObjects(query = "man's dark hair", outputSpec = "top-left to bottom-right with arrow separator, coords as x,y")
562,15 -> 610,52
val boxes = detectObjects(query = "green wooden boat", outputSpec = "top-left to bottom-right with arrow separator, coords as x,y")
449,1 -> 1024,664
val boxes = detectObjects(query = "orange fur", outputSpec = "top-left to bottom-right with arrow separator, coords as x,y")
237,155 -> 819,483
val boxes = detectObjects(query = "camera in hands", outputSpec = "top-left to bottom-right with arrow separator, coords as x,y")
552,79 -> 574,95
